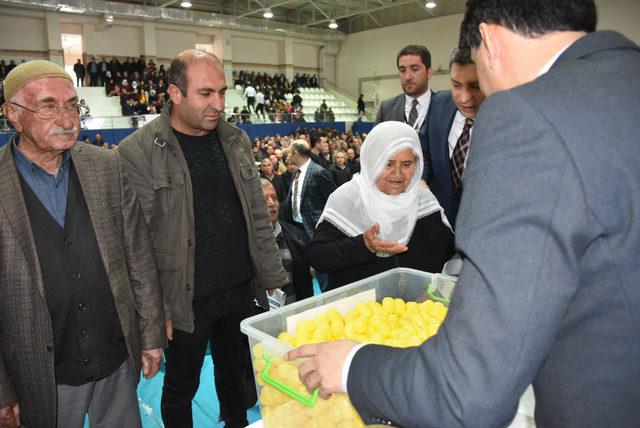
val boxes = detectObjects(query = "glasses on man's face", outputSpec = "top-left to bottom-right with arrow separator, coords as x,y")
10,101 -> 89,120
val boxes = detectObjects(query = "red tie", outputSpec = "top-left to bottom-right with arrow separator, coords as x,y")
450,118 -> 474,188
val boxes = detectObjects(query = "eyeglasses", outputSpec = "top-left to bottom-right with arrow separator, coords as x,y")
10,101 -> 89,120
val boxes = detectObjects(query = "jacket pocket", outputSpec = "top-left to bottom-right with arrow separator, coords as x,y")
155,250 -> 178,272
153,172 -> 185,215
240,151 -> 257,180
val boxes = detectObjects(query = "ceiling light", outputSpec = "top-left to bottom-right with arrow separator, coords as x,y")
105,14 -> 114,23
425,1 -> 437,8
328,19 -> 338,29
180,0 -> 192,8
263,8 -> 273,18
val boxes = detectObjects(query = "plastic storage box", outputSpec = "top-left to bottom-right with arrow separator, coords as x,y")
241,268 -> 457,427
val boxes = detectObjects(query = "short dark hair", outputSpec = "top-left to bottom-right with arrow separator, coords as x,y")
396,45 -> 431,69
167,58 -> 189,96
309,132 -> 324,148
460,0 -> 597,49
449,47 -> 474,70
167,49 -> 223,97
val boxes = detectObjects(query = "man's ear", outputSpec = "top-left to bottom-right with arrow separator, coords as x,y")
167,84 -> 183,105
426,67 -> 434,80
478,23 -> 501,72
2,103 -> 21,132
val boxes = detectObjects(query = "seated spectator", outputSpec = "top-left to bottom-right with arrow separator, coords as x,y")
261,179 -> 313,304
314,109 -> 323,122
308,121 -> 455,290
292,91 -> 303,108
346,147 -> 361,174
330,151 -> 353,187
93,133 -> 105,146
326,107 -> 335,122
260,158 -> 286,202
240,106 -> 252,123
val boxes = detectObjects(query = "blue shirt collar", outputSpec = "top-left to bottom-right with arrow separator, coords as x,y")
12,134 -> 72,179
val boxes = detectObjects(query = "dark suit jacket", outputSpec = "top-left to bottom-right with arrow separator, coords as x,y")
348,31 -> 640,427
279,221 -> 313,300
282,160 -> 336,239
375,92 -> 433,176
0,140 -> 166,427
422,90 -> 460,226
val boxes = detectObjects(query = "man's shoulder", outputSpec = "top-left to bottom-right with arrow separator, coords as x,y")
429,90 -> 456,118
120,114 -> 167,150
381,94 -> 404,108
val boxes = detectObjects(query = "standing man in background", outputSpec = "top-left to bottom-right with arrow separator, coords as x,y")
87,56 -> 99,87
375,45 -> 434,131
119,49 -> 287,428
282,140 -> 336,291
243,83 -> 256,113
423,47 -> 485,227
0,60 -> 165,428
72,59 -> 85,87
375,45 -> 435,177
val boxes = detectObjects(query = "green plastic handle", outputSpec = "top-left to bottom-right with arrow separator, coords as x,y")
261,354 -> 319,407
427,282 -> 451,305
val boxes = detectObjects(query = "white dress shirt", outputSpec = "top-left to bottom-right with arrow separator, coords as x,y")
404,89 -> 432,131
292,158 -> 311,223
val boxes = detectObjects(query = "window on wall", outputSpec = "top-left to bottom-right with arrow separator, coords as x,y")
61,33 -> 83,87
195,43 -> 214,54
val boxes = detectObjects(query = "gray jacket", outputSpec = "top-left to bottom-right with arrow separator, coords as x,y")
118,102 -> 288,333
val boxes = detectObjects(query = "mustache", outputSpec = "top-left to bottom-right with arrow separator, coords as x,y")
48,127 -> 78,137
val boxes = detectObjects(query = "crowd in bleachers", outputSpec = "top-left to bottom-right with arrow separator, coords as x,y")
229,70 -> 322,124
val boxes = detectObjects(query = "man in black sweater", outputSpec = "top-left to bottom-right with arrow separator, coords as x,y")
118,50 -> 287,428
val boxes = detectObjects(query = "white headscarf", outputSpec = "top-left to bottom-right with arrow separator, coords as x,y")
318,121 -> 449,250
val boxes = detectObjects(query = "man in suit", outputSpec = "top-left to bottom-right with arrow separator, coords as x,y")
283,140 -> 336,244
286,1 -> 640,426
375,45 -> 434,150
309,132 -> 331,169
423,47 -> 485,227
261,178 -> 313,303
72,59 -> 86,87
0,60 -> 166,428
283,139 -> 336,291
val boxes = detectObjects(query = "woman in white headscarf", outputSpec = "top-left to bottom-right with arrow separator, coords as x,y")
309,121 -> 455,290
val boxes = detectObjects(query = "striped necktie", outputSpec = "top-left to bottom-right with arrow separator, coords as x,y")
291,170 -> 301,218
407,99 -> 419,127
450,118 -> 474,188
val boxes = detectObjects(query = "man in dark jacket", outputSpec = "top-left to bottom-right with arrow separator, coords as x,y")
72,59 -> 86,87
261,179 -> 313,303
118,49 -> 287,428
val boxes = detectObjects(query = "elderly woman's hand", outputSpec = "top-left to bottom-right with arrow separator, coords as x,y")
363,223 -> 409,254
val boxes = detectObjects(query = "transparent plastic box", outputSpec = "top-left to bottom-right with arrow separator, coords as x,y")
241,268 -> 457,427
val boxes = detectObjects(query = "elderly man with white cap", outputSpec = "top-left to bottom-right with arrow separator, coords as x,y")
0,60 -> 166,428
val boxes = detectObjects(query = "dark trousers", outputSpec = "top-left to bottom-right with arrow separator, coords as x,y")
161,284 -> 254,428
89,73 -> 99,86
247,96 -> 255,112
76,75 -> 84,87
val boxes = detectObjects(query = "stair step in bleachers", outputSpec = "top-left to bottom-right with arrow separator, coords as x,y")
76,86 -> 122,118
